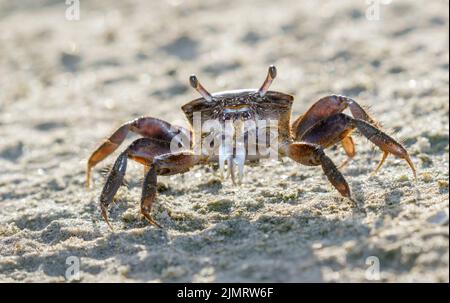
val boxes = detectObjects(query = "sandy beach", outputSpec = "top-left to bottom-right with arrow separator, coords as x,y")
0,0 -> 448,282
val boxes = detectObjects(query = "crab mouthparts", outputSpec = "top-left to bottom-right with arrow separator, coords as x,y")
218,122 -> 246,185
219,140 -> 246,185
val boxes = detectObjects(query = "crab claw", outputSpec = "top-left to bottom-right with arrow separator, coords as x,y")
233,140 -> 246,185
219,121 -> 236,180
218,136 -> 246,185
219,141 -> 233,180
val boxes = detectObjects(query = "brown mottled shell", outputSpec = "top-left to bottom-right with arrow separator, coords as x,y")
181,89 -> 294,127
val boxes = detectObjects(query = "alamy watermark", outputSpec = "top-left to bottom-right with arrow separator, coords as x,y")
165,112 -> 281,183
366,0 -> 392,21
65,0 -> 80,21
65,256 -> 80,281
365,256 -> 381,280
169,112 -> 279,160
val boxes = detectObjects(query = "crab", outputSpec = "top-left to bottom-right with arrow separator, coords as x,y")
86,65 -> 416,229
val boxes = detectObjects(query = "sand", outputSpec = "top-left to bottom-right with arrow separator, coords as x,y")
0,0 -> 448,282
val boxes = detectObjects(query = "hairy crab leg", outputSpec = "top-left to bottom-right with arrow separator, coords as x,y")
99,152 -> 128,230
141,164 -> 160,228
87,124 -> 129,189
288,142 -> 351,198
371,151 -> 389,177
353,119 -> 416,178
141,152 -> 199,227
143,165 -> 150,178
291,95 -> 349,140
291,95 -> 380,141
300,113 -> 416,178
87,117 -> 188,188
98,138 -> 176,230
338,136 -> 356,169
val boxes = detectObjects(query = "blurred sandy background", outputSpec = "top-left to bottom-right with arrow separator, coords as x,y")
0,0 -> 448,282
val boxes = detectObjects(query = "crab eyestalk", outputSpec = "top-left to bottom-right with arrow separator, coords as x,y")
190,74 -> 213,102
258,65 -> 277,97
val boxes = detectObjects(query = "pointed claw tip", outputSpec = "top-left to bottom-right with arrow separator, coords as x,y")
86,167 -> 92,189
143,213 -> 162,228
334,181 -> 351,198
100,206 -> 114,231
404,155 -> 417,181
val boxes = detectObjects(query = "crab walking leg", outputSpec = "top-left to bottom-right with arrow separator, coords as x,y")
297,112 -> 357,168
141,152 -> 199,227
353,118 -> 416,178
371,151 -> 389,177
336,95 -> 380,127
339,136 -> 356,168
300,113 -> 358,170
99,138 -> 179,230
141,164 -> 159,227
291,95 -> 381,141
143,165 -> 150,178
288,142 -> 351,198
300,113 -> 416,178
291,95 -> 349,140
99,152 -> 128,230
87,117 -> 189,188
300,114 -> 355,148
87,124 -> 129,189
